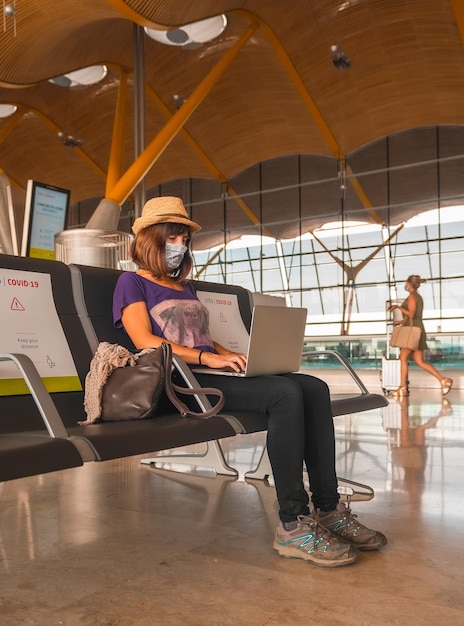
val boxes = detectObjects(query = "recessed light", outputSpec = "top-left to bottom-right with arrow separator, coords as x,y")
145,15 -> 227,48
49,65 -> 108,88
0,104 -> 17,118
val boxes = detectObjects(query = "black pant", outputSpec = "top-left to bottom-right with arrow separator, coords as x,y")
194,372 -> 340,523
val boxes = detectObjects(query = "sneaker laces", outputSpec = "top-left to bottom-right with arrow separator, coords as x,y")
321,502 -> 368,537
299,512 -> 336,545
341,505 -> 361,530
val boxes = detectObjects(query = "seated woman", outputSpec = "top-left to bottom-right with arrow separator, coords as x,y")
113,196 -> 387,568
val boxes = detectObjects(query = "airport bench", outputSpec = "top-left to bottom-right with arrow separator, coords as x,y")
0,255 -> 246,482
0,255 -> 387,497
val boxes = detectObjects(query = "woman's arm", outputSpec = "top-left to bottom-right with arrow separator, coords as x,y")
213,341 -> 245,357
389,294 -> 416,321
121,301 -> 247,372
404,293 -> 416,319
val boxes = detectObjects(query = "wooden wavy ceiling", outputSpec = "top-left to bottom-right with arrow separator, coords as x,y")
0,0 -> 464,246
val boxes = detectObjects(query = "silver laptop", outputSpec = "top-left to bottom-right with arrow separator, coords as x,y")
192,305 -> 307,377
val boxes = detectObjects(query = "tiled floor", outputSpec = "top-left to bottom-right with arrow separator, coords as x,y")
1,388 -> 463,625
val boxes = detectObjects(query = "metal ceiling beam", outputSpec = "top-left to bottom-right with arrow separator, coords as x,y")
106,21 -> 259,205
145,84 -> 275,237
106,0 -> 167,29
451,0 -> 464,43
0,108 -> 26,144
106,70 -> 129,195
0,105 -> 107,182
33,109 -> 108,180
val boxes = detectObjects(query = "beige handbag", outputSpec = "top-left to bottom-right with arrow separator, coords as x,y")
390,318 -> 422,350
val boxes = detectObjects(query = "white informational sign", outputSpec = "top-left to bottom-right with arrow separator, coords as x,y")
0,269 -> 82,395
195,291 -> 250,354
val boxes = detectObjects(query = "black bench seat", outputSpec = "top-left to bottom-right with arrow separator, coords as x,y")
0,433 -> 83,482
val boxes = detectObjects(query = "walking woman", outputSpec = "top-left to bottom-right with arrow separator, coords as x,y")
113,196 -> 387,568
388,274 -> 453,397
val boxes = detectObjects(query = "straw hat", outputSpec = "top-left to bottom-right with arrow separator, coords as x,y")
131,196 -> 201,235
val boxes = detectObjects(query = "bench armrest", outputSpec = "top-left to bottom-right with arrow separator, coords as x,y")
0,353 -> 69,438
302,349 -> 369,395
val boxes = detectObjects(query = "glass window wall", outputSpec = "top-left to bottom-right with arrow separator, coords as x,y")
192,206 -> 464,339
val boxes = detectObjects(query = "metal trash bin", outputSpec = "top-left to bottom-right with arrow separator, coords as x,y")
54,228 -> 136,270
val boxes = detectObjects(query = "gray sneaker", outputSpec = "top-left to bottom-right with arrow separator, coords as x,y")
273,514 -> 358,567
319,502 -> 387,551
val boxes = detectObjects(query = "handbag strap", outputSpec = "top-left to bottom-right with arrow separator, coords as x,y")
161,343 -> 225,419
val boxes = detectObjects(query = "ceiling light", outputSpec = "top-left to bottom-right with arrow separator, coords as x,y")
49,65 -> 108,88
57,131 -> 83,148
4,3 -> 15,17
0,103 -> 17,117
330,45 -> 352,69
145,15 -> 227,48
172,94 -> 186,109
3,1 -> 16,36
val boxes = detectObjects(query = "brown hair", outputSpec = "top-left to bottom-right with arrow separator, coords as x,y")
130,222 -> 192,283
406,274 -> 426,290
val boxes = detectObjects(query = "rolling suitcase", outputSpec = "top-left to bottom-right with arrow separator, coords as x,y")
381,357 -> 400,394
382,299 -> 401,394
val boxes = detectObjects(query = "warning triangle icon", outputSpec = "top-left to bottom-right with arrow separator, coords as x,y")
11,297 -> 25,311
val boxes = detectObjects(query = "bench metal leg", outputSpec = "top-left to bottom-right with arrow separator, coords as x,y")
140,440 -> 238,476
244,444 -> 273,480
244,445 -> 374,502
141,436 -> 375,501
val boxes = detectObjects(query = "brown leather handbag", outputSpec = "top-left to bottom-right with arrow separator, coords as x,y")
87,342 -> 224,423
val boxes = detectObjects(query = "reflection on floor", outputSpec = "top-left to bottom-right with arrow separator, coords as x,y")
1,390 -> 464,625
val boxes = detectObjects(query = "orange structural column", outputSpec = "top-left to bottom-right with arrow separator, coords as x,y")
106,21 -> 259,205
106,70 -> 129,196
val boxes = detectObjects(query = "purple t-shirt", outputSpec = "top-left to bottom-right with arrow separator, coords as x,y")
113,272 -> 216,352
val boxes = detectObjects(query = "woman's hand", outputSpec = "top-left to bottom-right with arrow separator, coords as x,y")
201,350 -> 247,373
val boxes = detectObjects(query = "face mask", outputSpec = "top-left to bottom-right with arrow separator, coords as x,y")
165,243 -> 187,270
